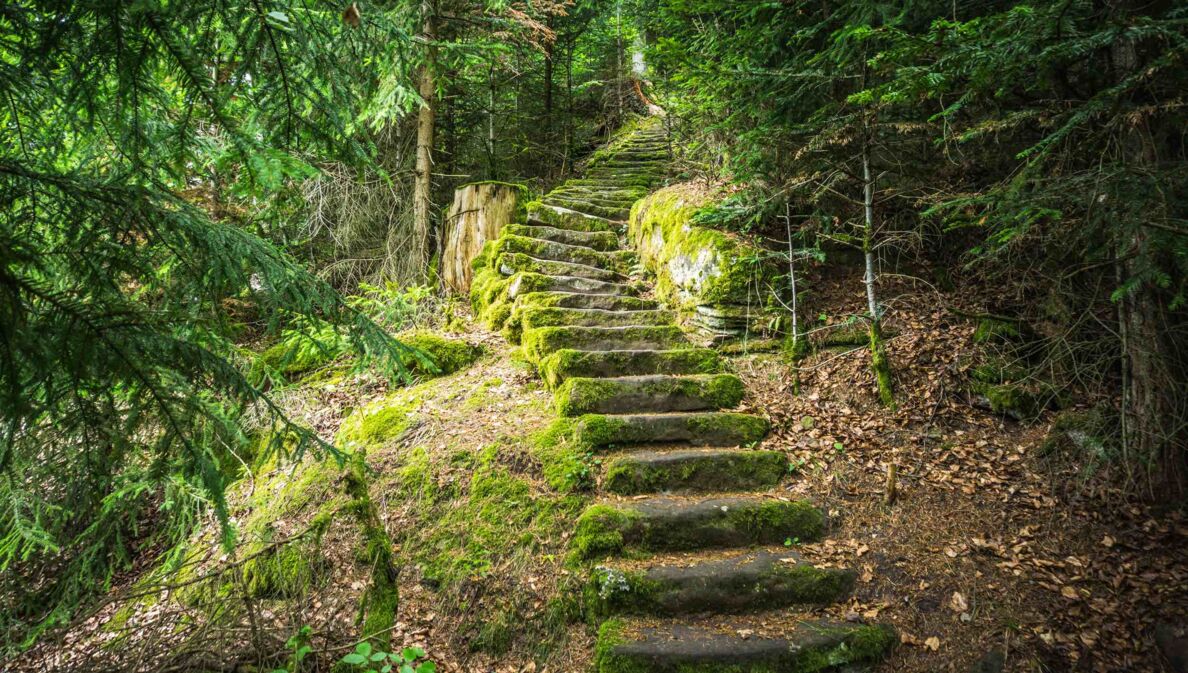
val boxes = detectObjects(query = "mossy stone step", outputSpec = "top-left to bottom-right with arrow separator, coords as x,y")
497,252 -> 625,283
555,374 -> 745,416
528,203 -> 621,229
521,325 -> 688,362
507,272 -> 637,300
538,348 -> 725,388
547,193 -> 641,210
503,224 -> 619,251
595,619 -> 895,673
542,198 -> 631,221
573,496 -> 824,558
564,412 -> 769,449
495,234 -> 622,270
586,550 -> 855,619
602,447 -> 787,494
521,307 -> 673,331
550,186 -> 646,202
514,292 -> 660,312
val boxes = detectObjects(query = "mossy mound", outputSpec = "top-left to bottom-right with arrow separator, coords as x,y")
628,183 -> 777,311
399,331 -> 483,376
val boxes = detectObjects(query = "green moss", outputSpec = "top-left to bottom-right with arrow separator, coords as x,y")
240,533 -> 328,599
725,500 -> 825,543
868,323 -> 896,409
342,453 -> 399,647
336,394 -> 418,451
790,623 -> 897,673
572,505 -> 642,559
400,331 -> 482,376
531,418 -> 596,492
686,412 -> 770,444
973,318 -> 1023,344
970,380 -> 1049,421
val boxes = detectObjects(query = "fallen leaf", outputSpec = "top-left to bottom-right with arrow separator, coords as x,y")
949,591 -> 968,613
924,636 -> 941,651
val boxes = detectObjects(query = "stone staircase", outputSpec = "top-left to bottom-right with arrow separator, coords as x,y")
471,118 -> 895,672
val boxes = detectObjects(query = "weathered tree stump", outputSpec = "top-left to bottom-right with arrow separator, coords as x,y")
440,181 -> 523,293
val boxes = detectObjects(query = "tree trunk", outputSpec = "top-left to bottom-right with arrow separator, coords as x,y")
440,183 -> 521,293
487,64 -> 497,179
412,0 -> 437,279
862,144 -> 895,409
543,17 -> 554,137
1111,25 -> 1180,494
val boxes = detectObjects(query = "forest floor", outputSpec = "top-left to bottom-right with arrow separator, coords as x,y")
9,265 -> 1187,673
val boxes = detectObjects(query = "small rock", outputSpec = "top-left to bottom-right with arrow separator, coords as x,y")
970,648 -> 1004,673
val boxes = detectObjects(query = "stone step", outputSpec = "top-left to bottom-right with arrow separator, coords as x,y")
586,549 -> 855,618
594,618 -> 895,673
552,184 -> 648,197
514,292 -> 660,312
573,496 -> 824,558
495,234 -> 622,270
507,272 -> 637,300
502,223 -> 619,251
564,412 -> 769,449
601,447 -> 787,495
547,192 -> 640,209
537,348 -> 725,388
589,160 -> 667,171
542,198 -> 631,221
520,307 -> 673,331
521,325 -> 688,362
554,374 -> 745,416
497,253 -> 625,283
527,203 -> 620,230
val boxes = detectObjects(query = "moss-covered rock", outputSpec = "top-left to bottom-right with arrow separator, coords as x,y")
399,331 -> 482,376
628,183 -> 777,312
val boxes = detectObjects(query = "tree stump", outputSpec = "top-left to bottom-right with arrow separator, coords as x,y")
440,182 -> 522,293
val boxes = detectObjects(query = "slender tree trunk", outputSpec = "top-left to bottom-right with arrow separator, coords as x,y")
413,0 -> 437,278
784,204 -> 802,395
862,143 -> 895,408
615,0 -> 624,122
543,17 -> 554,137
487,64 -> 497,179
563,40 -> 574,175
